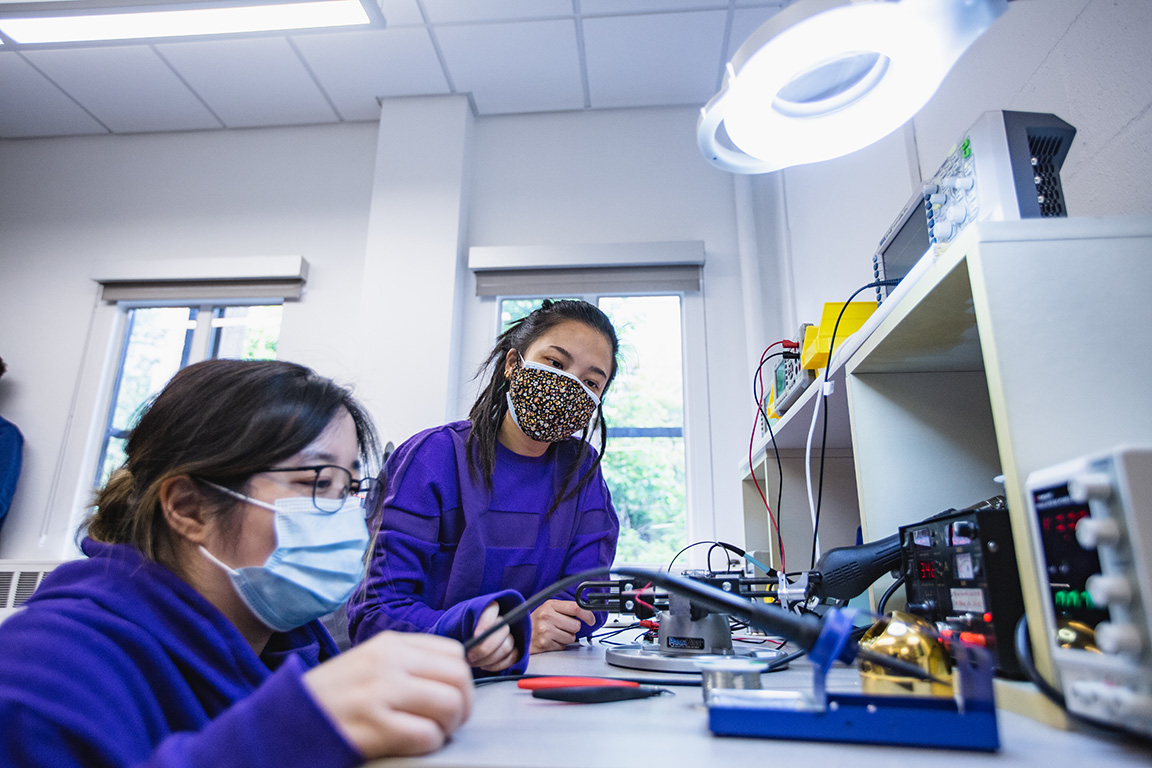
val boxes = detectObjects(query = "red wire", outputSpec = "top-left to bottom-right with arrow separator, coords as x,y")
749,342 -> 787,573
634,582 -> 655,612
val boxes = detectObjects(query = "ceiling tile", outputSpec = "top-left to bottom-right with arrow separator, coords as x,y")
0,51 -> 107,138
293,27 -> 450,121
155,36 -> 339,129
583,11 -> 727,109
436,19 -> 583,114
378,0 -> 426,26
22,46 -> 221,134
581,1 -> 726,15
729,5 -> 786,57
422,0 -> 572,24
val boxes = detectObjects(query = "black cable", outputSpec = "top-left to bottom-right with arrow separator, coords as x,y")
810,279 -> 902,569
589,623 -> 642,644
1013,614 -> 1066,707
1013,616 -> 1152,744
464,565 -> 945,684
465,566 -> 826,656
752,351 -> 788,566
877,574 -> 905,615
666,541 -> 717,572
706,543 -> 721,573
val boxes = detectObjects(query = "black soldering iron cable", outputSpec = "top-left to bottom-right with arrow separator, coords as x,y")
465,566 -> 821,654
465,565 -> 947,684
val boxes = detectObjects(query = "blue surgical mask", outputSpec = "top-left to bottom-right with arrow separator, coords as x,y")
200,487 -> 370,632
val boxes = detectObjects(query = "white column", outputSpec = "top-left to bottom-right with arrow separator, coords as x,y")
357,95 -> 474,450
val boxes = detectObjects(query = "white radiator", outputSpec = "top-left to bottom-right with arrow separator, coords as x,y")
0,561 -> 66,624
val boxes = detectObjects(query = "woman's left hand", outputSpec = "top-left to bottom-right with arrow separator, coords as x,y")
529,599 -> 596,654
467,601 -> 519,672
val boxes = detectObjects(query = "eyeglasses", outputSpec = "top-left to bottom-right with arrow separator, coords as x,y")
255,464 -> 375,514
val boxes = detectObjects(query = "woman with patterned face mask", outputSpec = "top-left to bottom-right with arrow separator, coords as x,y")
348,299 -> 620,675
0,359 -> 473,768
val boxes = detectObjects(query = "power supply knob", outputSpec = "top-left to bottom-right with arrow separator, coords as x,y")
944,175 -> 975,191
1095,622 -> 1143,655
944,205 -> 966,223
1086,574 -> 1134,607
1068,472 -> 1113,503
1075,517 -> 1122,549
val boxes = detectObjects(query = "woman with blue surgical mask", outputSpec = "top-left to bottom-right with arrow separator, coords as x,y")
347,299 -> 620,675
0,359 -> 473,767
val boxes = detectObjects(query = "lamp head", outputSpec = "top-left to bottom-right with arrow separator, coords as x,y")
698,0 -> 1009,174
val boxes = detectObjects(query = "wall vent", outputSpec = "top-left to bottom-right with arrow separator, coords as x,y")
0,561 -> 66,623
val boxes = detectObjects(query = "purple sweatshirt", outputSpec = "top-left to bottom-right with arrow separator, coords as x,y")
347,421 -> 618,674
0,538 -> 360,768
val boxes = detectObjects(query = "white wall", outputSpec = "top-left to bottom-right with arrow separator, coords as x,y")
735,0 -> 1152,556
0,123 -> 379,559
0,105 -> 750,560
1,0 -> 1149,562
761,0 -> 1152,329
459,106 -> 748,549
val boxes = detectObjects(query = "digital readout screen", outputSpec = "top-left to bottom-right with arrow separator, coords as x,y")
1032,483 -> 1109,635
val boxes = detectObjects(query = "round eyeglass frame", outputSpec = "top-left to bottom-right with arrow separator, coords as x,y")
255,464 -> 375,514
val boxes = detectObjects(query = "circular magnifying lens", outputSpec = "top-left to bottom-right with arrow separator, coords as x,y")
772,50 -> 890,118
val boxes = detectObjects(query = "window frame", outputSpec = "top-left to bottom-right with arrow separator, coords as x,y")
81,298 -> 285,524
494,290 -> 713,569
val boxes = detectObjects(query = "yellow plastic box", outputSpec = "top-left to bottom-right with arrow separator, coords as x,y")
800,301 -> 877,372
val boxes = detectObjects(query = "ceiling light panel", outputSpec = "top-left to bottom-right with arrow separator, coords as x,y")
0,0 -> 374,45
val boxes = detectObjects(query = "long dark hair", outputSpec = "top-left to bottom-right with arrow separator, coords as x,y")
86,359 -> 380,571
467,299 -> 619,514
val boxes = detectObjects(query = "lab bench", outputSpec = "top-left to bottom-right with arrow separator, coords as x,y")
369,642 -> 1150,768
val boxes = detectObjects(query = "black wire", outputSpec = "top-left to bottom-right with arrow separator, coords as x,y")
590,623 -> 642,643
1012,615 -> 1152,743
810,279 -> 901,569
752,351 -> 787,567
877,574 -> 905,615
666,541 -> 717,572
705,543 -> 745,574
464,565 -> 945,684
1013,614 -> 1066,707
465,566 -> 828,656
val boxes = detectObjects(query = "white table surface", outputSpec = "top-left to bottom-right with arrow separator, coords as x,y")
368,641 -> 1152,768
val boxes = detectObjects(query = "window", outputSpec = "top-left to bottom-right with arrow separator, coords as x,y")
94,303 -> 282,487
499,295 -> 686,566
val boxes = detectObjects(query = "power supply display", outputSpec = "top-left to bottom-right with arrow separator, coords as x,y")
1024,447 -> 1152,739
899,497 -> 1024,677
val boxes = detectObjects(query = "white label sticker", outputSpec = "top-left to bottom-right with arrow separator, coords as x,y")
951,587 -> 985,613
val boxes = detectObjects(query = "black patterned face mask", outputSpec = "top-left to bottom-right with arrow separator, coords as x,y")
505,357 -> 600,443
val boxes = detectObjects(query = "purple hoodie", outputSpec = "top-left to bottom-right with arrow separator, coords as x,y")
0,538 -> 360,768
347,421 -> 618,674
